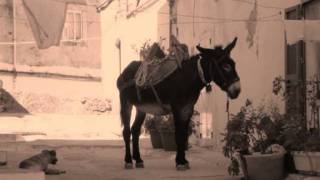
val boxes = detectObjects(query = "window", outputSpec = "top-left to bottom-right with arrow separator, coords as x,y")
63,10 -> 86,43
304,0 -> 320,19
285,5 -> 302,20
285,0 -> 320,20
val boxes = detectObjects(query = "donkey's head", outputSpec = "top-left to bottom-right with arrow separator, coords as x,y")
196,37 -> 241,99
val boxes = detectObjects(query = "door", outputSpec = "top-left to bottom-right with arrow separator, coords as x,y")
285,41 -> 306,116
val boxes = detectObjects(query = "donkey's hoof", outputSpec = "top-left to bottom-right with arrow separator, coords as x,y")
135,162 -> 144,168
124,163 -> 133,169
176,164 -> 190,171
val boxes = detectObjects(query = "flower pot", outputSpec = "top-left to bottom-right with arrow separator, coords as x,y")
239,153 -> 285,180
159,130 -> 188,151
159,130 -> 176,151
149,129 -> 163,149
310,152 -> 320,175
292,151 -> 313,173
0,151 -> 7,166
292,151 -> 320,175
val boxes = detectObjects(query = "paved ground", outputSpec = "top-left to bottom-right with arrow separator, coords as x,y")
0,139 -> 241,180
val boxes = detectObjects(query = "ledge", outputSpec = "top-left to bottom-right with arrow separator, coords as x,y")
0,63 -> 101,82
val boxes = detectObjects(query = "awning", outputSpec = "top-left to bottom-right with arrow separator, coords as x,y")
284,20 -> 320,45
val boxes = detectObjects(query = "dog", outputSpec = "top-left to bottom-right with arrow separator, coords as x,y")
19,150 -> 66,175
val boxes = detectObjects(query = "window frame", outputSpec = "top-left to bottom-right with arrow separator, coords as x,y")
62,9 -> 87,43
285,0 -> 320,20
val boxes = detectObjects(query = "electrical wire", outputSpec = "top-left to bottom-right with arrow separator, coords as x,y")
159,11 -> 282,22
158,18 -> 283,26
0,14 -> 102,24
0,37 -> 101,46
230,0 -> 285,10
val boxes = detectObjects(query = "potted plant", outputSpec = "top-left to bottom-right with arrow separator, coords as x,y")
280,115 -> 320,175
144,114 -> 163,149
222,100 -> 286,180
279,113 -> 320,175
158,112 -> 199,151
290,134 -> 320,175
273,76 -> 320,176
158,115 -> 176,151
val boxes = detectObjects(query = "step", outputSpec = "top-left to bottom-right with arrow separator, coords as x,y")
0,169 -> 44,180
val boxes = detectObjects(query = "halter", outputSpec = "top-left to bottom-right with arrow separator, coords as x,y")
197,57 -> 211,91
197,54 -> 239,92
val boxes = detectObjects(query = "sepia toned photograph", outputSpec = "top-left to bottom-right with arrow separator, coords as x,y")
0,0 -> 320,179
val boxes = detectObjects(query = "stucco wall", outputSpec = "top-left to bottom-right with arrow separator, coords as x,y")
0,0 -> 101,69
0,0 -> 105,114
14,1 -> 101,69
0,0 -> 13,65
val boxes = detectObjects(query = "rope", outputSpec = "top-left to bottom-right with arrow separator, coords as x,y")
226,97 -> 230,121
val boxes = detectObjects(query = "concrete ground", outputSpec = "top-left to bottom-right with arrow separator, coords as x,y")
0,139 -> 241,180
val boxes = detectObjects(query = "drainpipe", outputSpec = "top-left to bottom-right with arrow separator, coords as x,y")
12,0 -> 17,72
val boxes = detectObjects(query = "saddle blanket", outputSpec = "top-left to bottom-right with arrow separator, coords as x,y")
135,58 -> 178,88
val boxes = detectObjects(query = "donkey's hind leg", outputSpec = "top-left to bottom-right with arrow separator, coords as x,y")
120,94 -> 133,169
131,110 -> 146,168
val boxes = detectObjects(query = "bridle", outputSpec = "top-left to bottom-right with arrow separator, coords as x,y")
197,54 -> 239,92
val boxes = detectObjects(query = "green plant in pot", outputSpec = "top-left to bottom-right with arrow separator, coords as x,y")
281,116 -> 320,175
273,76 -> 320,175
222,99 -> 286,180
280,113 -> 320,175
157,112 -> 199,151
158,114 -> 177,151
144,114 -> 163,149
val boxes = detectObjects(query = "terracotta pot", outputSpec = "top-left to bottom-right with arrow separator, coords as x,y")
149,129 -> 163,149
239,153 -> 285,180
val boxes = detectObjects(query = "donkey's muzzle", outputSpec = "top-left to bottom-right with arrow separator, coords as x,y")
227,81 -> 241,99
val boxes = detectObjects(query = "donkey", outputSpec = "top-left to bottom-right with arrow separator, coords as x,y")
117,37 -> 241,170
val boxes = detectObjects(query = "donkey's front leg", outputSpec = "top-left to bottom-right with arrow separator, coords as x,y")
173,106 -> 193,171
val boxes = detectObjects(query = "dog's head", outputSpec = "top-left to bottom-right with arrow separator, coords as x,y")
42,150 -> 58,165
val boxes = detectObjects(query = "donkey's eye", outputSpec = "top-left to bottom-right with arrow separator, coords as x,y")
223,64 -> 232,72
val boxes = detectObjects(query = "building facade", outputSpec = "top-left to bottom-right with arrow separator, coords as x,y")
0,0 -> 109,114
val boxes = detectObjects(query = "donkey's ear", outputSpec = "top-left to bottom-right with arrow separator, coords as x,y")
224,37 -> 238,54
196,45 -> 212,54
